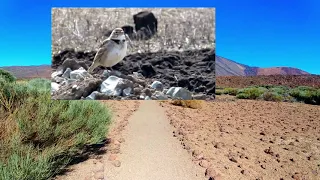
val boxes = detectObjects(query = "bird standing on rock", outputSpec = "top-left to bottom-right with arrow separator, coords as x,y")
88,28 -> 133,73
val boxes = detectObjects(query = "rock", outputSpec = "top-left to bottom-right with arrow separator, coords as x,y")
86,91 -> 99,100
121,25 -> 134,36
177,78 -> 190,89
62,67 -> 72,78
196,154 -> 204,160
51,69 -> 63,79
109,70 -> 122,77
70,67 -> 92,80
102,70 -> 111,78
112,160 -> 121,167
53,76 -> 65,83
205,167 -> 218,178
100,76 -> 133,96
213,142 -> 224,149
61,58 -> 88,72
150,80 -> 164,91
133,87 -> 143,95
133,11 -> 158,35
93,172 -> 104,180
207,86 -> 215,95
192,93 -> 207,100
123,87 -> 132,96
145,96 -> 152,100
166,87 -> 192,100
108,154 -> 117,161
229,157 -> 237,163
51,82 -> 60,93
140,63 -> 156,78
153,91 -> 168,100
162,88 -> 168,94
132,72 -> 144,79
199,160 -> 210,168
143,88 -> 153,97
52,78 -> 102,100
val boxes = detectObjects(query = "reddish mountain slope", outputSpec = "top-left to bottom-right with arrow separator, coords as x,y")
0,65 -> 51,79
216,56 -> 310,76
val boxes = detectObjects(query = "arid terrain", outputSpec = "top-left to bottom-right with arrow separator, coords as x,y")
217,75 -> 320,88
53,97 -> 320,180
161,97 -> 320,180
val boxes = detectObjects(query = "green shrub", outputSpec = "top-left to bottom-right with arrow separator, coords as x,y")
289,87 -> 319,105
0,79 -> 112,180
262,91 -> 283,102
236,87 -> 266,100
27,78 -> 51,92
215,89 -> 223,95
223,88 -> 238,96
0,69 -> 16,83
270,86 -> 289,95
0,77 -> 6,87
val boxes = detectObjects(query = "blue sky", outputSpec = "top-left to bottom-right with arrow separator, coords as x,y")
0,0 -> 319,74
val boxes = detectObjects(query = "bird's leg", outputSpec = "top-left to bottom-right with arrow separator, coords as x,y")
88,62 -> 99,74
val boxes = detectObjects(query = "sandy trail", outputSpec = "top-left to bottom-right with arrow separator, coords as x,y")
56,100 -> 205,180
105,100 -> 205,180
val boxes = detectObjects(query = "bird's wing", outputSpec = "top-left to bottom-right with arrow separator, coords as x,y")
93,39 -> 114,63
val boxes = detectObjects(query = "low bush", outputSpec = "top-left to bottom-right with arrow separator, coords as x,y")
236,87 -> 266,100
0,69 -> 16,83
215,89 -> 223,95
171,100 -> 203,109
289,86 -> 320,105
0,76 -> 112,180
222,88 -> 238,96
262,91 -> 283,102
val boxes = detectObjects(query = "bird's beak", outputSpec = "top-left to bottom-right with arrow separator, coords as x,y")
125,34 -> 133,49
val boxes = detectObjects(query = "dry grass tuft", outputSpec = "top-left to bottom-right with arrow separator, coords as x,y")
171,100 -> 203,109
51,8 -> 215,54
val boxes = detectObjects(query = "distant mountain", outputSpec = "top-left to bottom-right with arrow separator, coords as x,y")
216,56 -> 310,76
0,65 -> 51,79
0,56 -> 310,80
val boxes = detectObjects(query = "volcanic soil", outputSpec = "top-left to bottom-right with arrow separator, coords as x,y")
216,75 -> 320,88
51,48 -> 215,100
161,96 -> 320,180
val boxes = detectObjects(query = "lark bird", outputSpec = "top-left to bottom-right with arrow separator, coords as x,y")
88,28 -> 133,73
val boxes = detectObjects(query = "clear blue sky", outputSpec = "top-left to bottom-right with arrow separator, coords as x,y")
0,0 -> 319,74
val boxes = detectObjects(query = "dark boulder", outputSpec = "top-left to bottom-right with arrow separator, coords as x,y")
133,11 -> 158,36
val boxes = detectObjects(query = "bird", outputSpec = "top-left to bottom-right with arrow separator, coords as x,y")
88,28 -> 133,73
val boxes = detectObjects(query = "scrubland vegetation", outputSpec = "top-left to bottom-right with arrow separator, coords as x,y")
216,85 -> 320,105
0,69 -> 112,180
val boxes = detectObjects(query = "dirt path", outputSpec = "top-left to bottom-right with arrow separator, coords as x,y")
105,100 -> 205,180
56,100 -> 205,180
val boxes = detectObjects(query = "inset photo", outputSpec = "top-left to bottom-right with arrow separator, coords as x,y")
51,8 -> 215,100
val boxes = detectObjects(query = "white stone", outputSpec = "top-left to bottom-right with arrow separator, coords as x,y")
51,82 -> 60,93
150,81 -> 164,91
100,76 -> 122,96
166,87 -> 192,100
51,69 -> 63,79
70,68 -> 92,80
153,91 -> 168,100
144,96 -> 152,100
62,68 -> 72,79
123,87 -> 132,96
86,91 -> 99,100
132,72 -> 144,79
